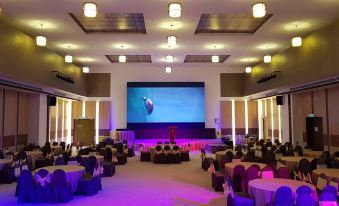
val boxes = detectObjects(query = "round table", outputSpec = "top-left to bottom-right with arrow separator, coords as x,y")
303,151 -> 323,158
0,159 -> 12,170
279,156 -> 314,171
37,165 -> 85,192
80,155 -> 104,163
25,151 -> 43,169
313,168 -> 339,180
215,150 -> 235,169
225,162 -> 267,179
248,178 -> 318,206
51,146 -> 63,154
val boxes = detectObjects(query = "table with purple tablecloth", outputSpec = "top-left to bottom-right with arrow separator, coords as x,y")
0,159 -> 12,170
37,165 -> 85,192
25,151 -> 43,169
225,162 -> 266,179
248,178 -> 318,206
80,155 -> 104,163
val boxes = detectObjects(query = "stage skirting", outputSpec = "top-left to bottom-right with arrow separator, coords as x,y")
134,139 -> 221,151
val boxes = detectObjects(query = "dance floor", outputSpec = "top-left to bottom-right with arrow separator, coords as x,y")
0,151 -> 226,206
134,139 -> 222,151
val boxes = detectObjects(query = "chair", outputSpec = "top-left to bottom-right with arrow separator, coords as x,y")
115,143 -> 127,165
263,150 -> 276,164
51,169 -> 73,203
17,170 -> 35,203
103,148 -> 115,177
171,145 -> 181,164
271,186 -> 293,206
246,165 -> 260,191
52,142 -> 58,146
127,143 -> 135,157
296,185 -> 316,206
319,186 -> 338,206
67,157 -> 78,165
317,174 -> 328,191
277,167 -> 290,179
0,150 -> 4,159
163,145 -> 172,163
310,158 -> 319,170
299,158 -> 312,176
244,151 -> 256,162
0,163 -> 16,184
154,145 -> 166,164
209,163 -> 225,191
331,159 -> 339,168
35,169 -> 52,203
224,175 -> 254,206
180,150 -> 190,161
88,156 -> 97,175
59,142 -> 66,151
294,145 -> 303,156
55,157 -> 65,165
80,158 -> 90,174
226,151 -> 234,161
233,165 -> 246,192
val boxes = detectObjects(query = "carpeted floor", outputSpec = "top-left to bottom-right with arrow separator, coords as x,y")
0,151 -> 226,206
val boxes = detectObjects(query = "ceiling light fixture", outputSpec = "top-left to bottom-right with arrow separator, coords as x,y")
245,67 -> 252,74
165,67 -> 172,73
119,55 -> 126,63
264,55 -> 272,63
167,35 -> 177,47
65,55 -> 73,63
165,55 -> 174,62
291,37 -> 302,47
211,55 -> 219,63
83,67 -> 90,73
168,3 -> 182,18
252,2 -> 266,18
83,2 -> 97,18
36,36 -> 47,47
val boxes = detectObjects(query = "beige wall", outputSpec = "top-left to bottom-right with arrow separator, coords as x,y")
220,73 -> 244,97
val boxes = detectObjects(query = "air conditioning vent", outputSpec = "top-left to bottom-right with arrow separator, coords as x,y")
0,78 -> 43,92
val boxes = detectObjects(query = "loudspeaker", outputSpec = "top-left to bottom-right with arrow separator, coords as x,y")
48,96 -> 57,106
276,95 -> 283,105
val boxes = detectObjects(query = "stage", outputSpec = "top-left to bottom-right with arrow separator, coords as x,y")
134,139 -> 222,151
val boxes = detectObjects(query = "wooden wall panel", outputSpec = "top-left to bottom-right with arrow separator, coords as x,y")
248,101 -> 258,128
235,101 -> 245,135
86,101 -> 96,119
99,101 -> 110,135
313,89 -> 327,134
72,101 -> 83,130
220,101 -> 232,135
328,86 -> 339,147
57,99 -> 63,141
49,105 -> 56,142
3,90 -> 17,147
0,88 -> 3,148
18,92 -> 29,145
292,91 -> 312,143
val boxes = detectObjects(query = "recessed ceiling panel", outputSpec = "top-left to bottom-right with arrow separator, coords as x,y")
70,13 -> 146,33
184,55 -> 229,63
195,14 -> 273,34
106,55 -> 152,63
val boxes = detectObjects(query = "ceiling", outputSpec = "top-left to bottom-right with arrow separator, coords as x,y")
1,0 -> 339,72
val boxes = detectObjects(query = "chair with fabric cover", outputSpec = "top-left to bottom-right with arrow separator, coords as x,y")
127,142 -> 135,157
52,142 -> 58,146
319,151 -> 331,168
154,145 -> 166,164
294,145 -> 303,156
277,167 -> 290,179
67,157 -> 78,165
244,151 -> 256,162
115,143 -> 127,165
209,163 -> 225,191
171,145 -> 181,164
310,158 -> 319,170
55,157 -> 66,165
35,169 -> 52,203
233,165 -> 246,192
103,148 -> 115,177
224,175 -> 254,206
140,146 -> 151,162
331,159 -> 339,168
299,158 -> 312,176
296,185 -> 316,206
17,170 -> 36,203
246,165 -> 260,191
319,186 -> 338,206
163,145 -> 172,163
76,176 -> 98,196
263,150 -> 276,164
235,151 -> 244,159
88,156 -> 97,175
51,169 -> 73,203
0,150 -> 4,159
269,186 -> 293,206
180,147 -> 190,162
235,145 -> 242,153
80,158 -> 90,174
59,142 -> 66,151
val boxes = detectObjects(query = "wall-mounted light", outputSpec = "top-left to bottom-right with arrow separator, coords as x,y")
168,3 -> 182,18
211,55 -> 219,63
264,55 -> 272,63
119,55 -> 126,63
245,66 -> 252,73
291,37 -> 302,47
252,2 -> 266,18
165,67 -> 172,73
83,2 -> 97,18
36,35 -> 47,47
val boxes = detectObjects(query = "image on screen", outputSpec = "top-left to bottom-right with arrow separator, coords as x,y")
127,84 -> 205,123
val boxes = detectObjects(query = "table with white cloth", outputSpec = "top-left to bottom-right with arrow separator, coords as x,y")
115,130 -> 135,142
215,150 -> 236,169
0,159 -> 12,170
313,168 -> 339,182
303,150 -> 323,158
51,146 -> 63,154
37,165 -> 85,192
80,155 -> 104,163
225,162 -> 267,179
248,178 -> 318,206
279,156 -> 314,171
25,151 -> 43,169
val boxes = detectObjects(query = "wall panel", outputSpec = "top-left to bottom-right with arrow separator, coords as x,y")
220,101 -> 232,135
3,90 -> 18,148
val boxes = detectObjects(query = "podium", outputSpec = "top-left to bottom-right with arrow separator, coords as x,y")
168,126 -> 177,144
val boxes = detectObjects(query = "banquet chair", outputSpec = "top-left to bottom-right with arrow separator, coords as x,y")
224,175 -> 254,206
127,142 -> 135,157
77,163 -> 102,196
331,159 -> 339,168
0,162 -> 16,184
296,185 -> 316,206
243,151 -> 256,162
209,163 -> 225,191
263,150 -> 276,164
67,157 -> 78,165
172,145 -> 181,164
88,155 -> 97,175
52,142 -> 58,146
163,145 -> 172,163
0,150 -> 4,159
299,158 -> 312,175
81,158 -> 91,174
226,151 -> 234,162
35,169 -> 52,203
115,143 -> 127,165
277,167 -> 290,179
154,145 -> 166,164
269,186 -> 293,206
310,158 -> 319,170
51,169 -> 73,203
55,157 -> 66,165
180,147 -> 190,162
103,148 -> 115,177
246,165 -> 260,191
233,165 -> 246,192
140,146 -> 151,162
59,142 -> 66,151
319,186 -> 338,206
294,145 -> 303,157
17,170 -> 36,203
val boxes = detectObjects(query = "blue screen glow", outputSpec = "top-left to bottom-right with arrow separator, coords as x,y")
127,87 -> 205,123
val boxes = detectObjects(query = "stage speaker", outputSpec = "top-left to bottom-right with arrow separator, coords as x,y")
48,96 -> 57,106
276,95 -> 283,105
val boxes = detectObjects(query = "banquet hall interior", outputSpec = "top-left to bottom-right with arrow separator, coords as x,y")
1,0 -> 339,205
